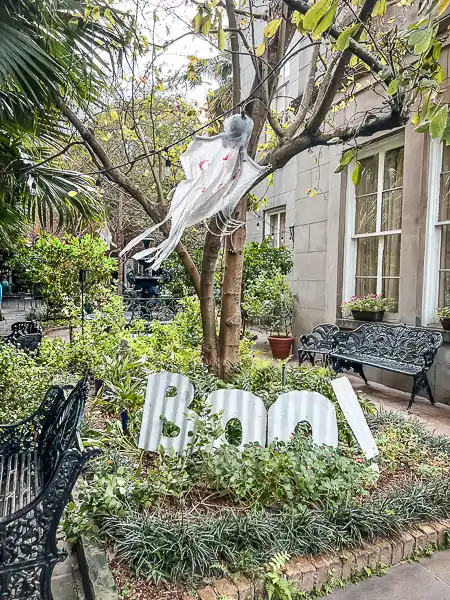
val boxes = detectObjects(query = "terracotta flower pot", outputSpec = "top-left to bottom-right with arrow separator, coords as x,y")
268,336 -> 294,360
441,318 -> 450,331
351,309 -> 385,322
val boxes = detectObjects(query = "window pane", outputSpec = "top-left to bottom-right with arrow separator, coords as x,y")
439,271 -> 450,308
382,234 -> 401,277
356,155 -> 378,196
383,147 -> 404,190
439,170 -> 450,222
355,195 -> 377,234
382,278 -> 399,311
356,278 -> 377,297
280,211 -> 286,245
356,237 -> 378,276
381,189 -> 402,231
440,224 -> 450,270
270,214 -> 278,246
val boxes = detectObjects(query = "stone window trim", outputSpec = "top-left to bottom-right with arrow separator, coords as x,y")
263,206 -> 287,248
423,138 -> 450,325
342,133 -> 405,318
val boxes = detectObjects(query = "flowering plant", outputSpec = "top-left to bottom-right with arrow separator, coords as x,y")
435,306 -> 450,320
341,294 -> 395,312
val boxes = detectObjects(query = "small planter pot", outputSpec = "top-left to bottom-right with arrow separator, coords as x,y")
441,318 -> 450,331
351,309 -> 385,322
268,336 -> 294,360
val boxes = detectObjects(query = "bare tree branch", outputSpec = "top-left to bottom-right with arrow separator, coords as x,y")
57,97 -> 201,295
225,0 -> 241,109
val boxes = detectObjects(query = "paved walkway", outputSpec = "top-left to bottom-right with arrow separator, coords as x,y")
348,374 -> 450,437
324,549 -> 450,599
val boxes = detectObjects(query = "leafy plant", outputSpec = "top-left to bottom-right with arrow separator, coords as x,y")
435,306 -> 450,320
99,476 -> 450,582
0,342 -> 69,422
244,273 -> 294,337
101,355 -> 147,413
63,466 -> 146,542
197,431 -> 371,509
265,552 -> 294,600
341,294 -> 396,312
243,238 -> 293,291
10,234 -> 117,310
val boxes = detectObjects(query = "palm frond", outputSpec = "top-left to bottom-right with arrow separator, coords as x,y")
0,134 -> 103,230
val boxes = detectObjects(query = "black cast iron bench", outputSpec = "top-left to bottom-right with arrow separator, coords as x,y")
2,320 -> 43,352
0,375 -> 99,600
329,323 -> 443,410
298,323 -> 339,365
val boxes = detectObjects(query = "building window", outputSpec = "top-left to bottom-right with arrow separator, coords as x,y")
423,141 -> 450,324
265,208 -> 286,247
343,136 -> 404,313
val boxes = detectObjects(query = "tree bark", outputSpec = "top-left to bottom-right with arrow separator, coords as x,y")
216,0 -> 245,380
218,199 -> 247,380
200,218 -> 221,373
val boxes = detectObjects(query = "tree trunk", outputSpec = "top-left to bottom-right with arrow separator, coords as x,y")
218,198 -> 247,380
200,218 -> 221,374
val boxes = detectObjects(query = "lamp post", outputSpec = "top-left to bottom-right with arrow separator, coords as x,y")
79,269 -> 87,338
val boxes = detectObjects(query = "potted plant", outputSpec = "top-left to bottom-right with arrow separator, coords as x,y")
435,307 -> 450,330
244,273 -> 294,359
341,294 -> 395,322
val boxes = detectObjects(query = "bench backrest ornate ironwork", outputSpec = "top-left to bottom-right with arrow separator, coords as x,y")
0,375 -> 98,600
8,320 -> 41,339
331,323 -> 442,370
299,323 -> 339,353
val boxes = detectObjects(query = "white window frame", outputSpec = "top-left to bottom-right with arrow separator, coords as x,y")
342,134 -> 404,315
265,207 -> 286,248
423,139 -> 450,324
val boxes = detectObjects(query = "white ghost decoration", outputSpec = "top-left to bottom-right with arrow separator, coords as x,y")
120,114 -> 268,266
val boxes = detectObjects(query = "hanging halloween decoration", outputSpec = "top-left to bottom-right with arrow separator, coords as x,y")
120,113 -> 268,267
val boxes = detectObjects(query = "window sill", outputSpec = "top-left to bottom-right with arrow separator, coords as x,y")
336,318 -> 450,343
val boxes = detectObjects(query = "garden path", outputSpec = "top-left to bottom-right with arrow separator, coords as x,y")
324,549 -> 450,599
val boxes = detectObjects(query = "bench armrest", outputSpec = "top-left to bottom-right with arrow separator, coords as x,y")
299,333 -> 316,348
422,348 -> 439,372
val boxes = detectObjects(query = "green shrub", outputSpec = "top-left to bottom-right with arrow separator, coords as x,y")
0,344 -> 56,422
197,431 -> 372,508
10,234 -> 117,309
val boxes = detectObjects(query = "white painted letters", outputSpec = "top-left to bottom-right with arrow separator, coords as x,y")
138,372 -> 195,452
207,389 -> 267,450
139,373 -> 379,459
268,391 -> 338,447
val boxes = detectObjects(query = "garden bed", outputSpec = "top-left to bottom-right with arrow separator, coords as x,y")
3,298 -> 450,599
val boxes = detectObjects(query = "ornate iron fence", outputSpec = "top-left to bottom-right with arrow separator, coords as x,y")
125,296 -> 184,323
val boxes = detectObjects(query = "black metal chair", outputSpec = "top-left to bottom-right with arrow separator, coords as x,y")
298,323 -> 339,365
0,375 -> 99,600
5,321 -> 41,342
2,321 -> 43,353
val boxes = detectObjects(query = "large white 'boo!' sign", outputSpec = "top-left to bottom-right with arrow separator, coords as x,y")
138,373 -> 379,459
